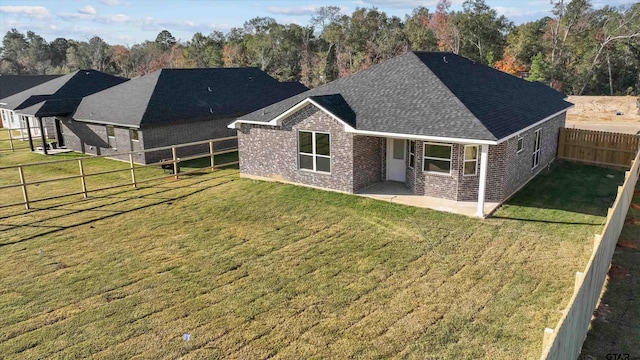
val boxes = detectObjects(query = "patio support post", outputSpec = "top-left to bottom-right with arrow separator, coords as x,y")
26,117 -> 34,151
476,144 -> 489,218
38,117 -> 48,155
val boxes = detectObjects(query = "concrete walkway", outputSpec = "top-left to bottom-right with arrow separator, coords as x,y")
356,181 -> 501,218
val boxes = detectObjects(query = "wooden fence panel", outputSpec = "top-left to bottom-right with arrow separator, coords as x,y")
558,127 -> 640,168
540,147 -> 640,359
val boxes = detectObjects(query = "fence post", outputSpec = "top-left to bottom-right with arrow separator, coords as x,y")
8,128 -> 15,151
129,153 -> 137,188
172,146 -> 179,180
78,159 -> 87,198
209,140 -> 215,171
18,166 -> 29,209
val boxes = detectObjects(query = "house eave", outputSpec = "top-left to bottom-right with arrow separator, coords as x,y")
494,106 -> 572,144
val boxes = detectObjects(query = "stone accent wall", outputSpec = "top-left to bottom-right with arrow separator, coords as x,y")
238,105 -> 355,193
502,112 -> 565,199
405,140 -> 417,194
353,135 -> 383,192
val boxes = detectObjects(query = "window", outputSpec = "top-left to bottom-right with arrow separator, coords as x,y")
463,145 -> 478,176
423,143 -> 452,174
130,129 -> 139,141
532,129 -> 542,169
106,125 -> 116,148
517,136 -> 524,153
298,131 -> 330,173
408,140 -> 415,168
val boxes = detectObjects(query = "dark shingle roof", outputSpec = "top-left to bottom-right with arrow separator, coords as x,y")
0,70 -> 127,117
73,68 -> 309,128
238,52 -> 573,142
0,74 -> 62,100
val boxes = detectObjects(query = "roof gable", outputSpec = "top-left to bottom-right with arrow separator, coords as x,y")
0,74 -> 62,100
233,52 -> 573,142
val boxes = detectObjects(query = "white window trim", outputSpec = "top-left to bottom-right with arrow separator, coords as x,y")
408,140 -> 415,169
463,145 -> 479,177
130,129 -> 139,142
423,142 -> 452,176
106,125 -> 116,149
516,135 -> 524,154
298,130 -> 331,174
532,129 -> 541,169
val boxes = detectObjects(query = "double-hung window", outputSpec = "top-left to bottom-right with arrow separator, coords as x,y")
532,129 -> 541,169
423,143 -> 452,174
298,131 -> 330,173
106,125 -> 116,148
463,145 -> 478,176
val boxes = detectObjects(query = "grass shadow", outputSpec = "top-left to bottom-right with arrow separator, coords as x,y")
494,161 -> 625,222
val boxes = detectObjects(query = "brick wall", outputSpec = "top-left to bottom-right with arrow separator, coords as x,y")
502,112 -> 565,199
353,135 -> 383,192
61,119 -> 136,162
238,105 -> 355,193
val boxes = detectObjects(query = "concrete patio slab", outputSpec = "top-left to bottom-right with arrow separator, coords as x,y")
357,181 -> 502,218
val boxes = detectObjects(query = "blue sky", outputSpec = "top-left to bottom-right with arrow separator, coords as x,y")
0,0 -> 635,45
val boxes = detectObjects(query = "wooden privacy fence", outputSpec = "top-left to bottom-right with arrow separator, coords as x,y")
0,136 -> 238,210
558,127 -> 640,168
540,145 -> 640,359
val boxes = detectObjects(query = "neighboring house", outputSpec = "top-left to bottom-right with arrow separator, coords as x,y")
0,74 -> 62,128
70,68 -> 308,164
229,52 -> 573,217
0,70 -> 127,152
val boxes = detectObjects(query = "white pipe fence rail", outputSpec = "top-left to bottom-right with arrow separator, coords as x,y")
540,147 -> 640,359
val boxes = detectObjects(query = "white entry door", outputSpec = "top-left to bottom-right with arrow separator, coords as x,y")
386,138 -> 406,182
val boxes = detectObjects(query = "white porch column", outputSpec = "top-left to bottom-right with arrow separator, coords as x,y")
476,144 -> 489,218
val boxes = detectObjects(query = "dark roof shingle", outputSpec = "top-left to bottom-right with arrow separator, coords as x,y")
237,52 -> 572,142
0,70 -> 127,117
0,74 -> 62,100
73,68 -> 309,127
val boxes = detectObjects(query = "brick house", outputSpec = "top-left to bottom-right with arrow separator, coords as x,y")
0,71 -> 126,152
69,68 -> 307,164
228,52 -> 573,217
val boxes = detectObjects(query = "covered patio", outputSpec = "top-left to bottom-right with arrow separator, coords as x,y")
357,181 -> 501,218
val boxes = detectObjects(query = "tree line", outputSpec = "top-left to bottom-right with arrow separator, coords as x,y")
1,0 -> 639,95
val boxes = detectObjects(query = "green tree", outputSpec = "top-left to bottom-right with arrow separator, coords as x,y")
404,7 -> 437,51
155,30 -> 176,51
527,52 -> 548,82
458,0 -> 512,64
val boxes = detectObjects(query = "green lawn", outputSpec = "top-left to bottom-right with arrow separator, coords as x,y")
0,149 -> 626,359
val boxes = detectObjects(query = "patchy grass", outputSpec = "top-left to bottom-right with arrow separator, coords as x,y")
579,183 -> 640,358
0,156 -> 625,359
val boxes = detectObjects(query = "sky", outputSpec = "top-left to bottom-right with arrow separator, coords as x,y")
0,0 -> 636,45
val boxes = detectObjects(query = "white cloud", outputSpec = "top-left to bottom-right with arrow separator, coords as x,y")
0,5 -> 51,20
79,5 -> 97,15
351,0 -> 464,8
97,14 -> 131,24
267,5 -> 320,16
100,0 -> 123,5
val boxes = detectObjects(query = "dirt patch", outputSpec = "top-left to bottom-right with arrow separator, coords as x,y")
607,264 -> 630,280
616,240 -> 638,249
623,217 -> 640,225
567,96 -> 640,122
631,203 -> 640,209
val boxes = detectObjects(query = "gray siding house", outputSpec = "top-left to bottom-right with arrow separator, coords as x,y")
229,52 -> 573,217
0,71 -> 126,150
70,68 -> 308,164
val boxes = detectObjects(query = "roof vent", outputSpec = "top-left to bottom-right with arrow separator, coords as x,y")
209,108 -> 213,113
208,86 -> 212,92
261,109 -> 265,115
248,77 -> 253,81
443,56 -> 448,64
